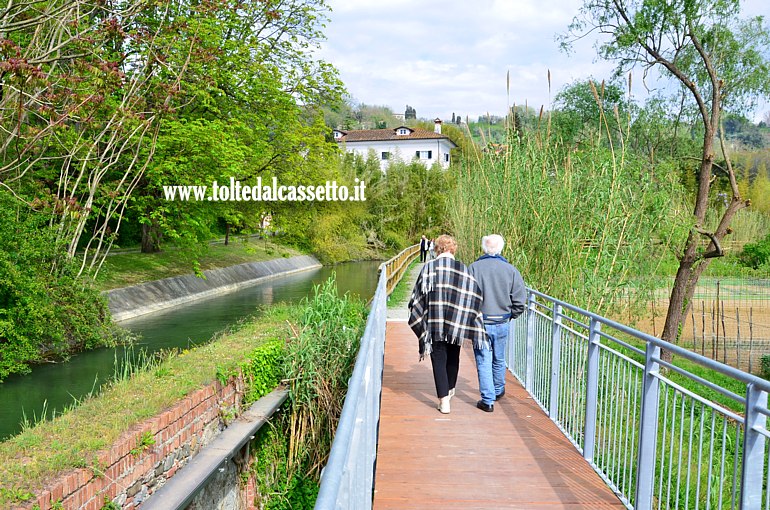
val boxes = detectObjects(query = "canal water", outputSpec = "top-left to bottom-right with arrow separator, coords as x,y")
0,261 -> 381,440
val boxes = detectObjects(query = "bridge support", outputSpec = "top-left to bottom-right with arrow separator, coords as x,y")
525,293 -> 536,392
741,384 -> 768,509
634,342 -> 661,510
548,303 -> 562,419
583,319 -> 600,462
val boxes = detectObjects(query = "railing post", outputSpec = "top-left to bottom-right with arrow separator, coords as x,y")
583,318 -> 600,462
549,303 -> 562,419
741,383 -> 768,509
525,293 -> 537,391
634,342 -> 661,510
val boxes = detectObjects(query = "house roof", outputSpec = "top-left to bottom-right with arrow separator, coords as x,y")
334,127 -> 455,145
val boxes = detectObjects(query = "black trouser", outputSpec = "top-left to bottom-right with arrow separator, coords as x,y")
430,341 -> 460,398
420,248 -> 427,262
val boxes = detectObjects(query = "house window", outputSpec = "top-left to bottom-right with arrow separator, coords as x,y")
444,153 -> 450,163
381,152 -> 390,160
415,150 -> 432,159
397,128 -> 409,135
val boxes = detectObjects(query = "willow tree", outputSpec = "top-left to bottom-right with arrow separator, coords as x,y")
562,0 -> 770,353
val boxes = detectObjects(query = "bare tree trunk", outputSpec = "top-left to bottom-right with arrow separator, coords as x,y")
141,222 -> 162,253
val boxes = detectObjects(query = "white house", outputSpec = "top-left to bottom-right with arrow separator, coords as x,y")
333,119 -> 456,170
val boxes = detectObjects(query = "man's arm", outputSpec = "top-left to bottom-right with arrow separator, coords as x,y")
509,268 -> 526,319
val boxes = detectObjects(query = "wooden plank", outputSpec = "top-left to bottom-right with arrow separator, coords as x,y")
374,321 -> 625,510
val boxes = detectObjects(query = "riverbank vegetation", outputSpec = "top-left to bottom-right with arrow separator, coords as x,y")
450,0 -> 770,354
0,277 -> 366,509
0,0 -> 456,377
94,238 -> 302,291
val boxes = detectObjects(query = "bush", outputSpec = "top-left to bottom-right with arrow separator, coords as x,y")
237,339 -> 284,404
739,234 -> 770,269
0,194 -> 113,381
450,132 -> 686,315
251,276 -> 367,509
761,354 -> 770,380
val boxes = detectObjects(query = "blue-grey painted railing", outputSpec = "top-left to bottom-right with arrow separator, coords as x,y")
314,245 -> 419,510
509,289 -> 770,510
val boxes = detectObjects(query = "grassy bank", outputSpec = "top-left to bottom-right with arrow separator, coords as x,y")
386,260 -> 418,306
0,305 -> 296,506
0,276 -> 368,509
94,238 -> 303,291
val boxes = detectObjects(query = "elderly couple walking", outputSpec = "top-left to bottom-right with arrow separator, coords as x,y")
407,234 -> 526,414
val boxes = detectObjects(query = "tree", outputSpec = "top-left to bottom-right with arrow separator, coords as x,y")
563,0 -> 770,356
1,0 -> 344,268
552,78 -> 628,147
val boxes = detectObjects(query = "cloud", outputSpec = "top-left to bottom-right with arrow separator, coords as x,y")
317,0 -> 770,122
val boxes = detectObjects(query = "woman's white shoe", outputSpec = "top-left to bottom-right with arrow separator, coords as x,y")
439,396 -> 451,414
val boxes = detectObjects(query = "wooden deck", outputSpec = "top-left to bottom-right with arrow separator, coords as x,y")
373,321 -> 626,509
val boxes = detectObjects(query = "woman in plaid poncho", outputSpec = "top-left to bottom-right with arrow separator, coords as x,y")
408,235 -> 488,414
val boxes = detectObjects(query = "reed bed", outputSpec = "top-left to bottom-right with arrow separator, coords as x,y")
450,122 -> 686,316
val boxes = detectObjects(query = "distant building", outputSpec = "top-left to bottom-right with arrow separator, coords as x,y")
334,119 -> 455,171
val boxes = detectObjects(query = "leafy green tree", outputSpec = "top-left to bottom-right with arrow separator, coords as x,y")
552,78 -> 629,147
627,95 -> 701,165
563,0 -> 770,354
0,193 -> 113,381
127,0 -> 343,253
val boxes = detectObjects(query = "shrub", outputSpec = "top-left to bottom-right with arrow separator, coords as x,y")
761,354 -> 770,380
739,233 -> 770,269
238,339 -> 284,404
251,276 -> 367,509
0,194 -> 113,381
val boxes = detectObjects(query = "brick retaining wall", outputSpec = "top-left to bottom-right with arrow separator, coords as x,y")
27,378 -> 245,510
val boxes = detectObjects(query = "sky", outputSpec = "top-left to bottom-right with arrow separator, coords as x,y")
316,0 -> 769,123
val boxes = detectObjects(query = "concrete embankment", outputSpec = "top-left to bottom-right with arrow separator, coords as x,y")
107,255 -> 322,321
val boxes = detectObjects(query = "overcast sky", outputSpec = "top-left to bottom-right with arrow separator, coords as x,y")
317,0 -> 769,123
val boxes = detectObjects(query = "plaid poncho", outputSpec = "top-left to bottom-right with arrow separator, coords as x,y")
408,254 -> 488,360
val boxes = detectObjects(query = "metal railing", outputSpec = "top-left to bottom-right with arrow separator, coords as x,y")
314,245 -> 420,510
509,289 -> 770,510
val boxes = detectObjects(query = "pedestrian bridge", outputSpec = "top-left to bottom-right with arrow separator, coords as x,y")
314,245 -> 770,510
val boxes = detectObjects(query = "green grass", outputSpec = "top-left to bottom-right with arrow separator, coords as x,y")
386,260 -> 418,306
0,305 -> 299,507
94,238 -> 303,291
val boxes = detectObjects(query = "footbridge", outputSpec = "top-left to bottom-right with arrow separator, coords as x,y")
314,245 -> 770,509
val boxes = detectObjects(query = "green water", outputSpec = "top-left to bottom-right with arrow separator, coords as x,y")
0,261 -> 381,440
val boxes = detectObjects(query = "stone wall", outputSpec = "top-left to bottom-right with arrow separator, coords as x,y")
107,255 -> 321,321
27,378 -> 245,510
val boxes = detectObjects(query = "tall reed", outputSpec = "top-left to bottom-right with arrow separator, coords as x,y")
252,275 -> 367,509
450,113 -> 687,316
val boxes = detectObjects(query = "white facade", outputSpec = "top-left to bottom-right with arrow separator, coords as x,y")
340,138 -> 454,171
334,122 -> 456,171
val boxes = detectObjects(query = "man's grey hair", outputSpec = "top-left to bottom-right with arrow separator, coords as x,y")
481,234 -> 505,256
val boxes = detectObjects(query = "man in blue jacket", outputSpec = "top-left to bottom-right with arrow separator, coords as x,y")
468,234 -> 526,412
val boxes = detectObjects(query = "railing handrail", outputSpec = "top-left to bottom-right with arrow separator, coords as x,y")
528,287 -> 770,393
513,287 -> 770,509
381,244 -> 421,296
316,253 -> 769,509
314,244 -> 420,510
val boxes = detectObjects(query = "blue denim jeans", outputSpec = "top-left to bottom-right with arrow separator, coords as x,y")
473,321 -> 510,405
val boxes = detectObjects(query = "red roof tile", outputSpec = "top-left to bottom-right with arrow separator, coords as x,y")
335,127 -> 452,143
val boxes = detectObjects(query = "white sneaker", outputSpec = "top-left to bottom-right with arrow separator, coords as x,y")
448,388 -> 455,400
438,396 -> 451,414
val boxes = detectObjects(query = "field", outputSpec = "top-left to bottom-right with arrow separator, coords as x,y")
633,278 -> 770,374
